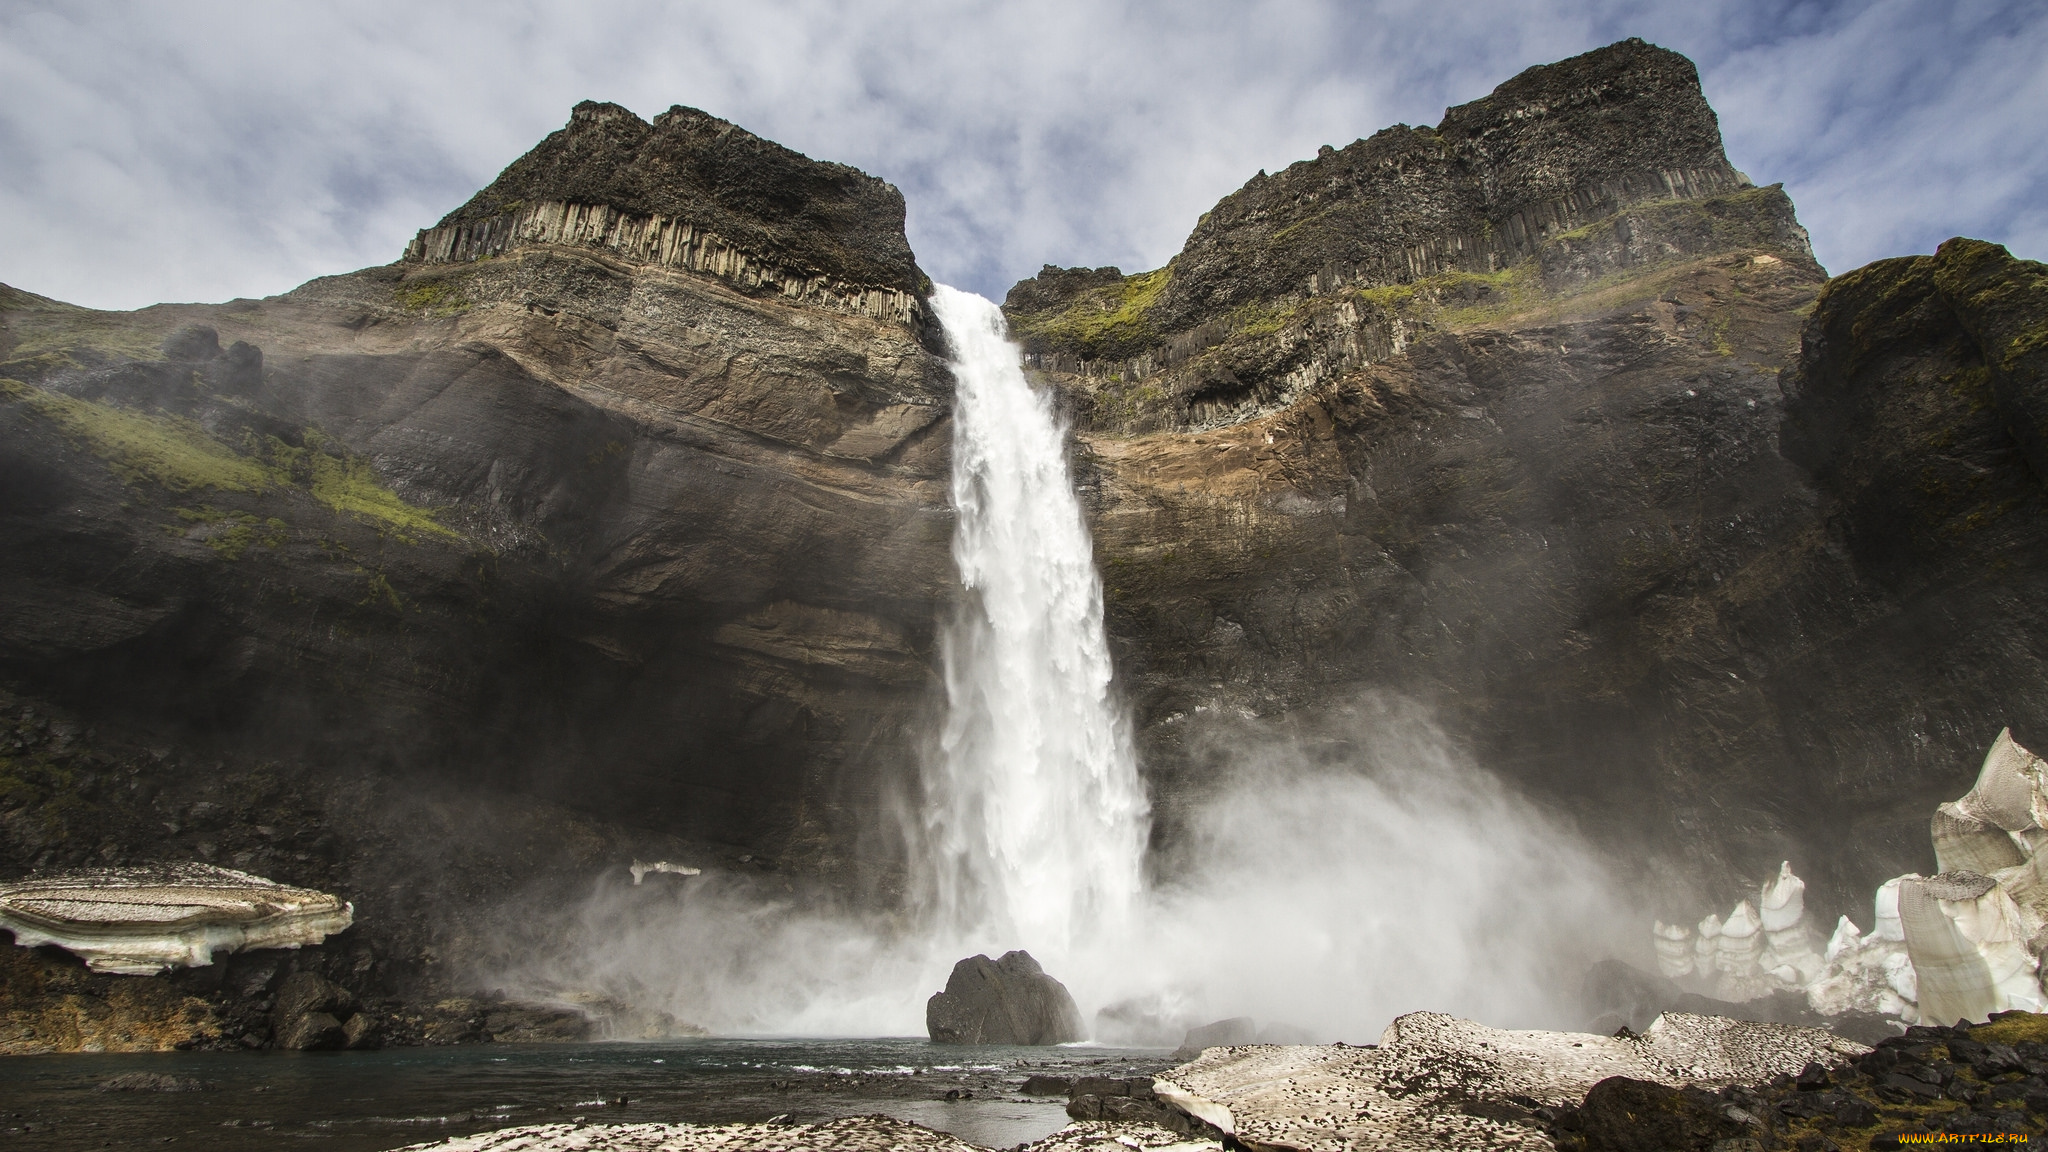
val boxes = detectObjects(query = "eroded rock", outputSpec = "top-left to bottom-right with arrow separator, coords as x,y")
925,950 -> 1084,1045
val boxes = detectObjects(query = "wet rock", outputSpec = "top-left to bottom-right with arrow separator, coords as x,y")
276,1010 -> 345,1050
273,970 -> 351,1022
925,950 -> 1083,1045
1019,1074 -> 1072,1096
342,1011 -> 382,1050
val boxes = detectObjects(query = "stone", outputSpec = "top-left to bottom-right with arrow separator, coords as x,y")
272,970 -> 351,1022
424,100 -> 924,294
275,1010 -> 345,1050
1576,1077 -> 1751,1152
160,325 -> 220,361
95,1072 -> 209,1092
1018,1074 -> 1072,1095
0,864 -> 353,975
924,950 -> 1083,1045
1173,1016 -> 1258,1060
342,1011 -> 382,1050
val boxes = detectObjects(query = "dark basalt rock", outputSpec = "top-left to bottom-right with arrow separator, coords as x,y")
1573,1077 -> 1752,1152
1117,38 -> 1751,346
925,950 -> 1084,1045
438,100 -> 923,292
1002,265 -> 1126,316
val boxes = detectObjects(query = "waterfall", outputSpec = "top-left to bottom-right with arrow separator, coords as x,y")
922,285 -> 1149,961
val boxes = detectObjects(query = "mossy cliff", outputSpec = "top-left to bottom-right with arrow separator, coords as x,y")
0,101 -> 954,1040
1006,38 -> 1813,434
1012,43 -> 2048,916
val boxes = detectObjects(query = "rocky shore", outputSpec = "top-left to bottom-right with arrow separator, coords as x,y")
379,1010 -> 2048,1152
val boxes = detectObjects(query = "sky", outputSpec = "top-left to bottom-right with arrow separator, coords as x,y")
2,0 -> 2044,311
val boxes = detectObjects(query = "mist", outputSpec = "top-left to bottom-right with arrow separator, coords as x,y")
487,691 -> 1632,1042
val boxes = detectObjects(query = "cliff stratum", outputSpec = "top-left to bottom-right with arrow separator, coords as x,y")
2,38 -> 2047,1045
0,98 -> 954,1046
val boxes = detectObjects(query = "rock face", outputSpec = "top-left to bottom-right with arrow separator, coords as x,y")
0,863 -> 351,974
1003,36 -> 2048,920
428,100 -> 924,294
925,950 -> 1085,1045
1,95 -> 951,1026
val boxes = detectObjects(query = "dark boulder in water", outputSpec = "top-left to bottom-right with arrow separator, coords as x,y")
926,950 -> 1084,1045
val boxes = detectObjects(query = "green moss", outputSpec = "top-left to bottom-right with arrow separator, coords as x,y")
1972,1010 -> 2048,1045
4,376 -> 459,544
1708,314 -> 1735,357
1009,267 -> 1171,360
1432,265 -> 1545,329
359,567 -> 404,611
3,378 -> 272,492
170,505 -> 289,560
395,277 -> 473,316
267,432 -> 461,543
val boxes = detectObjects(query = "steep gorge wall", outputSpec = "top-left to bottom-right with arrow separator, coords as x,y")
0,101 -> 956,1011
1015,39 -> 2048,922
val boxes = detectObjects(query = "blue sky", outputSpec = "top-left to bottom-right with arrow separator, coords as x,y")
2,0 -> 2043,310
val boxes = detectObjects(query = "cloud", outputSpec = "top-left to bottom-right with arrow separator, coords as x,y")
0,0 -> 2041,310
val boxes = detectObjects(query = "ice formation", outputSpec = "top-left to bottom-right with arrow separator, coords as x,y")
628,860 -> 701,885
0,863 -> 352,975
1657,728 -> 2048,1025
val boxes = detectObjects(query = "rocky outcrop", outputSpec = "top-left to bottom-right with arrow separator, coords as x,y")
431,100 -> 924,294
0,863 -> 350,974
1005,38 -> 1803,431
926,950 -> 1085,1045
1155,1010 -> 1866,1152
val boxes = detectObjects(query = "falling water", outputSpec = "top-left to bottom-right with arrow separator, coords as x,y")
921,285 -> 1149,960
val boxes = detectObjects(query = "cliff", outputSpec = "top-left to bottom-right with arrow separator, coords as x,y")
1005,38 -> 1805,432
432,100 -> 924,295
0,101 -> 953,1041
1024,36 -> 2048,920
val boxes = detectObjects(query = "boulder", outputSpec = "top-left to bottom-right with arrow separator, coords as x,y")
275,1011 -> 346,1051
272,970 -> 355,1050
925,950 -> 1083,1045
1173,1016 -> 1258,1060
342,1012 -> 382,1050
1575,1076 -> 1752,1152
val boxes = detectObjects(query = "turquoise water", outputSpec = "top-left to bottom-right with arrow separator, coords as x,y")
0,1037 -> 1171,1151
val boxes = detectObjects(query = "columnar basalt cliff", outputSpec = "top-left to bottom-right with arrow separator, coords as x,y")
1009,39 -> 2048,922
1,101 -> 953,1042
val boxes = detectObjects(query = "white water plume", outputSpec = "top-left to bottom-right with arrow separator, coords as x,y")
917,285 -> 1149,958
